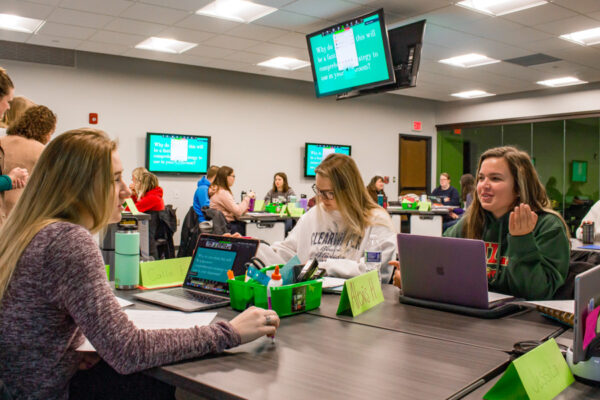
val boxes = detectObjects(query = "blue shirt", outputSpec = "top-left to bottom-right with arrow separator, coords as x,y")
193,176 -> 211,221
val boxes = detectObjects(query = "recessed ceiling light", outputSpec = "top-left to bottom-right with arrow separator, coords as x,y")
196,0 -> 277,23
257,57 -> 310,71
451,90 -> 496,99
560,27 -> 600,46
0,13 -> 45,34
456,0 -> 547,16
135,37 -> 197,54
439,53 -> 500,68
537,76 -> 588,87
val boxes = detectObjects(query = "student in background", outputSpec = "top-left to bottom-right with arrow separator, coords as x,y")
0,105 -> 55,225
129,166 -> 148,199
194,165 -> 219,221
264,172 -> 295,203
445,173 -> 476,227
0,96 -> 35,134
394,146 -> 570,300
366,175 -> 386,204
576,200 -> 600,242
210,166 -> 255,235
132,171 -> 164,212
431,172 -> 460,206
258,154 -> 397,283
0,68 -> 14,124
0,129 -> 279,399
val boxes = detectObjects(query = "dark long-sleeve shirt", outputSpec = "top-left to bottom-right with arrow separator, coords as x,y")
0,222 -> 241,400
431,186 -> 460,206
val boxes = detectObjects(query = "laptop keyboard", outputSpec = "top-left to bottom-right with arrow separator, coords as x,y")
166,289 -> 226,304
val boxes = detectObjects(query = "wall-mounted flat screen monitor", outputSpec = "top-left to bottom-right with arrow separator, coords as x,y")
306,9 -> 395,98
305,143 -> 351,177
146,132 -> 210,175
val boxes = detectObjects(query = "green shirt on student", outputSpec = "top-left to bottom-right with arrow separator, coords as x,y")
444,210 -> 569,300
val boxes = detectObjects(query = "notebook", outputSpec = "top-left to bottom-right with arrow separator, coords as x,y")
134,234 -> 259,312
397,234 -> 514,312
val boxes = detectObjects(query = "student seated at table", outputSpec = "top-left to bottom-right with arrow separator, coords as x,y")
264,172 -> 295,203
393,146 -> 570,300
445,173 -> 476,228
366,175 -> 387,204
431,172 -> 460,206
131,171 -> 165,212
576,200 -> 600,242
193,165 -> 219,221
257,154 -> 397,283
0,128 -> 280,400
209,165 -> 255,235
128,166 -> 148,199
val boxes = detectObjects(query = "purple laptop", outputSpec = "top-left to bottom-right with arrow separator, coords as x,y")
397,234 -> 491,309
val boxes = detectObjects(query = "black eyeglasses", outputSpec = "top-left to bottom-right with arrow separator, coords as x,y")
312,183 -> 335,200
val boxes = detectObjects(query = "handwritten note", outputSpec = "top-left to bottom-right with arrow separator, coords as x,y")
124,198 -> 141,215
139,257 -> 191,289
484,339 -> 574,400
336,270 -> 384,317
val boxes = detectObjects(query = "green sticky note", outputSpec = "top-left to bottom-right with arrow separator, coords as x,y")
253,199 -> 265,212
484,339 -> 574,400
418,201 -> 431,211
336,270 -> 384,317
125,198 -> 141,215
279,204 -> 288,217
288,204 -> 305,218
139,257 -> 191,289
105,264 -> 110,281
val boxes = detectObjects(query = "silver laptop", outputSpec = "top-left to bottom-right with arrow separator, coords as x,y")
572,265 -> 600,363
397,234 -> 512,309
135,234 -> 259,312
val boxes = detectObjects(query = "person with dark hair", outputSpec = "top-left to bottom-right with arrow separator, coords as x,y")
394,146 -> 570,300
460,173 -> 476,209
0,96 -> 35,132
6,105 -> 57,145
194,165 -> 219,221
209,166 -> 255,235
0,67 -> 14,120
264,172 -> 295,203
366,175 -> 386,205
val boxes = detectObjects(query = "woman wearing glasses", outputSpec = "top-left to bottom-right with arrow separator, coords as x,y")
260,154 -> 397,283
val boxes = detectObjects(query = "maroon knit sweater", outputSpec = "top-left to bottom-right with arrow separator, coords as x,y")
0,222 -> 240,399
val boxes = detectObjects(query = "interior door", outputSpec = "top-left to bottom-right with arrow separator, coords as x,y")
399,135 -> 431,196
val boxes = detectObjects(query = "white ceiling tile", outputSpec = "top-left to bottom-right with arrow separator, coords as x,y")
0,0 -> 54,19
227,24 -> 288,41
458,17 -> 526,41
254,0 -> 297,8
549,47 -> 600,70
77,40 -> 130,55
500,3 -> 578,26
59,0 -> 135,17
222,51 -> 271,64
22,0 -> 62,6
138,0 -> 211,12
185,44 -> 235,58
268,31 -> 307,48
591,11 -> 600,21
254,10 -> 326,33
535,15 -> 600,35
27,34 -> 83,49
123,47 -> 182,62
38,22 -> 96,40
119,3 -> 191,25
282,0 -> 361,20
520,37 -> 577,54
202,35 -> 260,50
372,0 -> 451,17
392,5 -> 485,30
491,27 -> 552,44
245,42 -> 307,58
104,18 -> 167,36
176,14 -> 242,34
0,30 -> 31,43
47,8 -> 114,29
89,30 -> 146,46
551,0 -> 600,14
155,27 -> 215,43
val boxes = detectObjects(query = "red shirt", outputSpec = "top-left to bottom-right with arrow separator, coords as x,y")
132,186 -> 165,212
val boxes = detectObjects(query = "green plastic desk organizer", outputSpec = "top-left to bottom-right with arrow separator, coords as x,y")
228,265 -> 322,317
401,201 -> 419,210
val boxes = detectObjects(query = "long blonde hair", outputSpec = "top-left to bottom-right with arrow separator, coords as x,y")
315,154 -> 389,247
136,171 -> 159,198
0,128 -> 116,300
0,96 -> 35,129
463,146 -> 568,238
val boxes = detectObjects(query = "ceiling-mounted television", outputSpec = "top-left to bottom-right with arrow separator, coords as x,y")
306,9 -> 395,99
304,142 -> 352,177
146,132 -> 210,175
339,19 -> 426,99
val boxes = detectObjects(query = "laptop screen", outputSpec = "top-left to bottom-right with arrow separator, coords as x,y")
184,235 -> 259,293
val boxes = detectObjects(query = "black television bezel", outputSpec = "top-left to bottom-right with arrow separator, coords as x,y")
337,19 -> 426,100
145,132 -> 211,176
306,8 -> 396,98
304,142 -> 352,178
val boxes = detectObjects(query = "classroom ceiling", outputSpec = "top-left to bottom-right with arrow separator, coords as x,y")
1,0 -> 600,102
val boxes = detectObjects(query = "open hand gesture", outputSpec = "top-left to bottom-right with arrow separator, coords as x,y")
509,203 -> 538,237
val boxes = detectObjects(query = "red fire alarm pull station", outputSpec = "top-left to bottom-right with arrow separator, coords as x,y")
412,121 -> 422,131
383,176 -> 390,184
89,113 -> 98,124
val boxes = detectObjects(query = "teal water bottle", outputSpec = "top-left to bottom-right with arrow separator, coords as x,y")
115,224 -> 139,289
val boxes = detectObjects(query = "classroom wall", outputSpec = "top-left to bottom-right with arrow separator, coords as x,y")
1,51 -> 438,243
436,82 -> 600,125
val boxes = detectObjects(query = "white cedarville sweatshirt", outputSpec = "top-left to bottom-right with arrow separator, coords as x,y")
257,204 -> 398,283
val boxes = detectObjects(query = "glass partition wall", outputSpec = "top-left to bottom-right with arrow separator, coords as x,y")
438,117 -> 600,235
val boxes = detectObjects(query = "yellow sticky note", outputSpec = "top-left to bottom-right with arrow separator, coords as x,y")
139,257 -> 191,289
125,198 -> 141,215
